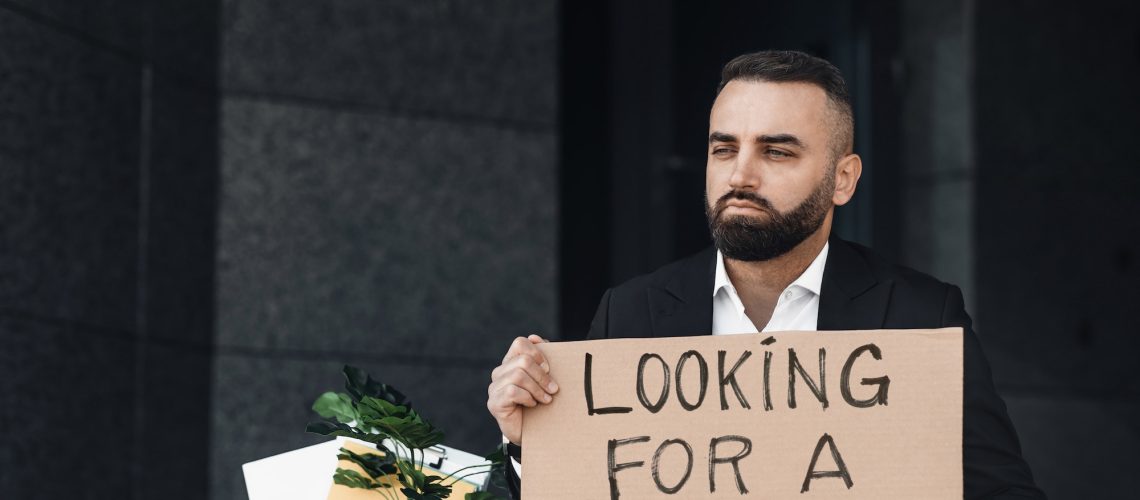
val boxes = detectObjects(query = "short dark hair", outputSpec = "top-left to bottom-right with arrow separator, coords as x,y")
717,50 -> 854,158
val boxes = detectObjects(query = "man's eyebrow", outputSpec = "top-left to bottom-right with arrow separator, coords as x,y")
709,132 -> 806,149
757,134 -> 805,148
708,131 -> 737,144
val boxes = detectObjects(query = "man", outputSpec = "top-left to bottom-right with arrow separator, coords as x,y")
486,50 -> 1043,498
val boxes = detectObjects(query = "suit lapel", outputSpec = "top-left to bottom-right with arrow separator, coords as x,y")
817,235 -> 893,330
643,237 -> 890,336
648,247 -> 716,338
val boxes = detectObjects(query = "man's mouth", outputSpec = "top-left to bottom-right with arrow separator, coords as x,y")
725,199 -> 765,211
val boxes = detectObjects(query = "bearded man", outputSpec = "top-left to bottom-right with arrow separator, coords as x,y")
486,50 -> 1044,499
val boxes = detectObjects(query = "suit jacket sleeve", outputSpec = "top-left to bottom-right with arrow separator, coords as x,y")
944,285 -> 1046,499
586,288 -> 613,340
506,288 -> 614,499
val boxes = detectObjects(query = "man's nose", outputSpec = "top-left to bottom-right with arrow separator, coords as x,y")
728,155 -> 762,190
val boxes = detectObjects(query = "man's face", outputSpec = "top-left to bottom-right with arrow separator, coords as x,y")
705,80 -> 838,261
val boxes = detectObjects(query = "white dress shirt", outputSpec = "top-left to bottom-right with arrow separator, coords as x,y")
510,243 -> 830,477
713,242 -> 829,334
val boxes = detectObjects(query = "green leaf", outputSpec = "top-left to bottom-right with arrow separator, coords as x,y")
482,446 -> 506,465
354,399 -> 446,450
305,421 -> 389,447
333,468 -> 386,490
312,392 -> 358,424
343,365 -> 411,408
401,461 -> 427,489
336,447 -> 397,480
421,477 -> 452,498
400,487 -> 433,500
464,492 -> 503,500
479,446 -> 510,492
361,397 -> 410,419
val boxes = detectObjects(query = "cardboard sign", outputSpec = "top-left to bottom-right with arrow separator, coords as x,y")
521,328 -> 963,499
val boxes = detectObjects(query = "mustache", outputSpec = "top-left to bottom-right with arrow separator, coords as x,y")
714,190 -> 776,217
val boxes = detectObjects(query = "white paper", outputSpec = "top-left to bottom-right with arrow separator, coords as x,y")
242,437 -> 492,499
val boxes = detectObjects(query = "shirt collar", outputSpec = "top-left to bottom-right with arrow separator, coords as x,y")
713,242 -> 830,298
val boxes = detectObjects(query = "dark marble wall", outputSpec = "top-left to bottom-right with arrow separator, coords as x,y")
10,1 -> 1129,498
890,1 -> 1140,496
210,2 -> 558,499
897,0 -> 975,306
973,1 -> 1140,498
0,2 -> 218,500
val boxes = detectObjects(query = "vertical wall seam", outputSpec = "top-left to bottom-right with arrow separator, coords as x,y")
963,0 -> 978,322
131,64 -> 154,500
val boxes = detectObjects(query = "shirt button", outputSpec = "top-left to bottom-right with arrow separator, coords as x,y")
784,290 -> 793,300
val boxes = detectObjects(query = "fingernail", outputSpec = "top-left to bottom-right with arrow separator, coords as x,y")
541,361 -> 550,373
547,381 -> 559,393
543,393 -> 552,403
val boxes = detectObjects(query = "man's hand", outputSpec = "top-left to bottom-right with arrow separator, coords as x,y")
487,334 -> 560,445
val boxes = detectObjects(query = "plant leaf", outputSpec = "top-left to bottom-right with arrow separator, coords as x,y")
305,421 -> 389,447
337,447 -> 397,479
482,446 -> 506,465
333,468 -> 387,490
343,365 -> 411,408
312,392 -> 358,424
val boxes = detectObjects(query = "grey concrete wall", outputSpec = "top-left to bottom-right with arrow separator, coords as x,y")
897,0 -> 975,307
210,2 -> 559,499
973,1 -> 1140,498
0,2 -> 218,499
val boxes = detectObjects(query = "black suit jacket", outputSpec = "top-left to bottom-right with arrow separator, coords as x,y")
508,235 -> 1044,499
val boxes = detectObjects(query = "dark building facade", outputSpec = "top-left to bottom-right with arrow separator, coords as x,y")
1,1 -> 1136,498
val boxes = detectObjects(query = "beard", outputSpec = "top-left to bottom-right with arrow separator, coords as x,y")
705,168 -> 835,262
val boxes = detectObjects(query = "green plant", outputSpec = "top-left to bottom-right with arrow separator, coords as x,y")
308,365 -> 506,500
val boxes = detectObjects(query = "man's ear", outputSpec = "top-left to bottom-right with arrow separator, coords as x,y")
832,153 -> 862,206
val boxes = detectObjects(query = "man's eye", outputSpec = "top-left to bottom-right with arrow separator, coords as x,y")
767,149 -> 791,158
712,148 -> 735,156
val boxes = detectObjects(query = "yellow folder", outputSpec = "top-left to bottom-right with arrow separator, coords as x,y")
326,441 -> 479,500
